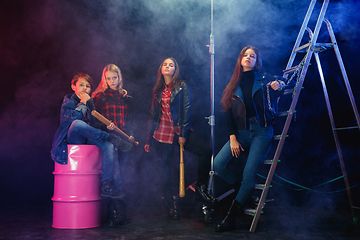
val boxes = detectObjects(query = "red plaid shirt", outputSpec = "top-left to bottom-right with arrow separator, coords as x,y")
93,88 -> 128,131
153,84 -> 181,144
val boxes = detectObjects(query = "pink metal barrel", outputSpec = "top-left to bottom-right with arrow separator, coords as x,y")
52,145 -> 102,229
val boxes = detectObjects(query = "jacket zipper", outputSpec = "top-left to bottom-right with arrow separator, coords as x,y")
234,94 -> 246,129
262,85 -> 267,127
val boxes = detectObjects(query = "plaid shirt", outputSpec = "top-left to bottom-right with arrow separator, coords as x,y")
93,88 -> 128,132
153,84 -> 181,144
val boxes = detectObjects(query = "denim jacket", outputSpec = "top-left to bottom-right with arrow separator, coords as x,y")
226,72 -> 283,136
146,81 -> 191,145
50,93 -> 94,164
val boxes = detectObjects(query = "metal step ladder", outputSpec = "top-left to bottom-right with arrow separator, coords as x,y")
249,0 -> 360,232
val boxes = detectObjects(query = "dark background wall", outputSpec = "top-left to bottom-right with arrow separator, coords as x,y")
0,0 -> 359,218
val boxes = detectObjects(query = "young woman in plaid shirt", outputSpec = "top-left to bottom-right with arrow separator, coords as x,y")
92,64 -> 134,226
145,58 -> 215,220
92,64 -> 134,193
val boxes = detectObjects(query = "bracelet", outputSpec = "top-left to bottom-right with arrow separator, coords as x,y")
277,80 -> 286,90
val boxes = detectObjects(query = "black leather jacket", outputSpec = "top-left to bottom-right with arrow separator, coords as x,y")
227,72 -> 283,136
146,81 -> 191,144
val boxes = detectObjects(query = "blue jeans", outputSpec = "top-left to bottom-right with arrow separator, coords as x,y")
112,149 -> 129,192
214,117 -> 273,205
67,120 -> 115,182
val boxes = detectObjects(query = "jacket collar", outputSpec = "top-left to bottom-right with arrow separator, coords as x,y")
234,71 -> 265,98
155,83 -> 183,103
170,83 -> 182,103
71,93 -> 81,103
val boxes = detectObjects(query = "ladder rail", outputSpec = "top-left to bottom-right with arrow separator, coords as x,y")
324,19 -> 360,129
284,0 -> 317,79
250,111 -> 295,232
251,32 -> 317,231
250,56 -> 309,231
251,0 -> 334,232
314,52 -> 357,220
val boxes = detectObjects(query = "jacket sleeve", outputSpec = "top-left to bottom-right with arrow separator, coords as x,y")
179,83 -> 191,139
61,96 -> 88,123
145,93 -> 158,145
226,108 -> 238,137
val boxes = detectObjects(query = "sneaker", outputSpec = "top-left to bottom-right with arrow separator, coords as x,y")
101,181 -> 126,199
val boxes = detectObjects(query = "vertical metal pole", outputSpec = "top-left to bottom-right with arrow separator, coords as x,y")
207,0 -> 215,195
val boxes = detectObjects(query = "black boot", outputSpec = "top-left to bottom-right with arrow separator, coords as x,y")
101,181 -> 125,199
162,197 -> 180,220
215,200 -> 243,232
107,199 -> 128,226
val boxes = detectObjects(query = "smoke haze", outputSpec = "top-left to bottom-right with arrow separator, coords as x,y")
0,0 -> 359,227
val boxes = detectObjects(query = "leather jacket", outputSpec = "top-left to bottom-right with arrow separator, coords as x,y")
146,82 -> 191,144
227,72 -> 283,136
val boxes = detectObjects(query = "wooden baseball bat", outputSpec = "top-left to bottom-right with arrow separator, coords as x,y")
179,144 -> 185,197
91,110 -> 139,146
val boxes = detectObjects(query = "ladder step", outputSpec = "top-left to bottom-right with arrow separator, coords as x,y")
283,66 -> 298,74
278,111 -> 288,117
294,43 -> 334,53
254,197 -> 274,205
244,208 -> 263,216
283,88 -> 294,95
273,135 -> 288,140
264,159 -> 281,164
278,110 -> 297,117
334,126 -> 359,131
255,184 -> 272,190
294,42 -> 311,53
283,87 -> 304,95
313,43 -> 333,52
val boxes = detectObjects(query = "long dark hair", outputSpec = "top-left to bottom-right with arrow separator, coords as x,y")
220,46 -> 262,111
152,57 -> 182,94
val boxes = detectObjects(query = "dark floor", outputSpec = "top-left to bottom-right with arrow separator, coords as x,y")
1,200 -> 359,240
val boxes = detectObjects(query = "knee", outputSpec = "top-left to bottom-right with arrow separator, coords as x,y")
70,120 -> 85,129
101,141 -> 115,154
105,141 -> 115,150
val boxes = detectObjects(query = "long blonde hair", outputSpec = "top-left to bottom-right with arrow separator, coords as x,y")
92,64 -> 124,97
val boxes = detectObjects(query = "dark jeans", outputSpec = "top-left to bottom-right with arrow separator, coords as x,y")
153,130 -> 212,202
112,149 -> 129,192
214,117 -> 273,205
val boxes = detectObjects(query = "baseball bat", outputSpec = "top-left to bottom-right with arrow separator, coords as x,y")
91,110 -> 139,146
179,144 -> 185,197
